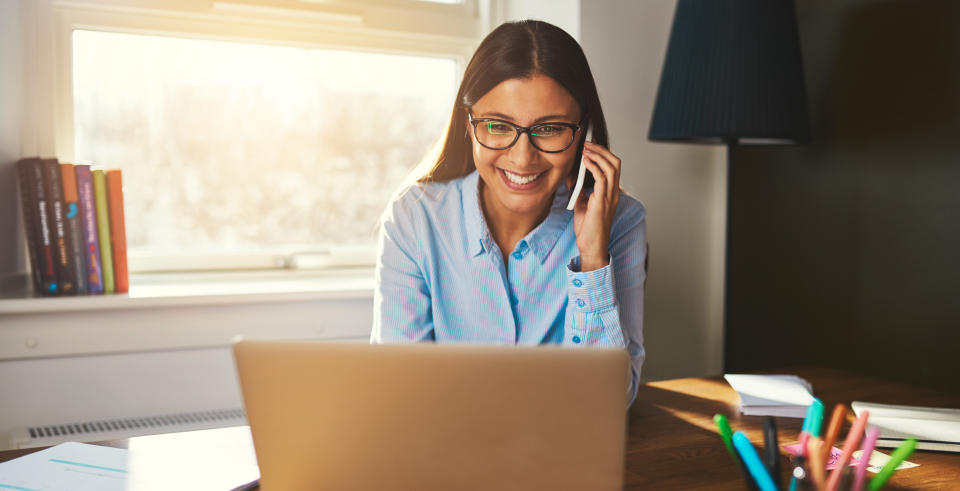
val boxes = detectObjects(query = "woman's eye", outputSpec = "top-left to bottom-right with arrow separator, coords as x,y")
486,122 -> 513,135
532,125 -> 561,136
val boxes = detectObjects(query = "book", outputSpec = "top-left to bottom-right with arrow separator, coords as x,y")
16,158 -> 59,295
107,170 -> 129,293
93,170 -> 115,294
723,374 -> 815,418
852,401 -> 960,453
41,158 -> 76,294
60,163 -> 89,294
76,165 -> 104,294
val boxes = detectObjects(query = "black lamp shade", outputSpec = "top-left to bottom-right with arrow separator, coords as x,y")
649,0 -> 811,145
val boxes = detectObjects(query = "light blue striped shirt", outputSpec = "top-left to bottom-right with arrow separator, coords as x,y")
371,170 -> 646,404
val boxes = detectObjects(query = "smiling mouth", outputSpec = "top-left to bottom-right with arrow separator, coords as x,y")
500,168 -> 545,186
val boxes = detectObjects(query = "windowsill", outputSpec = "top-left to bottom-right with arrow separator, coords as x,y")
0,268 -> 376,360
0,267 -> 376,314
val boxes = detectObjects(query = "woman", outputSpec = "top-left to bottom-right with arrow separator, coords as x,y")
371,20 -> 646,404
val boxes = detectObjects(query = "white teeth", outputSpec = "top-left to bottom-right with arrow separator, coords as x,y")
503,170 -> 543,185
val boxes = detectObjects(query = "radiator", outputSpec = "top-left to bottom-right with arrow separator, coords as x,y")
8,408 -> 247,449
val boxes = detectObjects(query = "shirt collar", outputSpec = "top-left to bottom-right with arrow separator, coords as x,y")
462,170 -> 574,263
462,171 -> 489,257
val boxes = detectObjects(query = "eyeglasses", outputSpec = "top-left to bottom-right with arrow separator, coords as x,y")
468,112 -> 582,153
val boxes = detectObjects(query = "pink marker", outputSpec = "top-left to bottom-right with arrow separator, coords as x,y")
852,426 -> 880,491
826,409 -> 870,491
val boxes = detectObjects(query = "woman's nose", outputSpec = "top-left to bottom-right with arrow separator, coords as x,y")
507,132 -> 539,166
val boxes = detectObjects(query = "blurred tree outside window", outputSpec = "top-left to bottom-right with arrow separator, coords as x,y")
72,29 -> 458,268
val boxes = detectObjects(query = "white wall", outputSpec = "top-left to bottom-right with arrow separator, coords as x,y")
0,0 -> 26,279
581,1 -> 726,380
499,0 -> 580,40
0,0 -> 726,451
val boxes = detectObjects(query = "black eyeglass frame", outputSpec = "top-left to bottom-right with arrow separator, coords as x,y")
467,111 -> 583,153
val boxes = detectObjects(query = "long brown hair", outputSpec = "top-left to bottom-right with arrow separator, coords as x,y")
418,20 -> 608,186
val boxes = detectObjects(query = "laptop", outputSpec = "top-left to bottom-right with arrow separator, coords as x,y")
232,339 -> 630,491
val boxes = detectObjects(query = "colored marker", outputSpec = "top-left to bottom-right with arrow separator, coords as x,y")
803,398 -> 825,436
763,417 -> 782,486
733,432 -> 781,491
792,399 -> 823,490
799,399 -> 825,457
852,427 -> 880,491
715,414 -> 759,491
826,409 -> 870,491
868,438 -> 917,491
806,436 -> 827,490
715,414 -> 738,461
788,455 -> 813,491
822,404 -> 847,468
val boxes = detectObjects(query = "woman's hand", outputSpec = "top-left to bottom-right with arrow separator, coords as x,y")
567,142 -> 621,272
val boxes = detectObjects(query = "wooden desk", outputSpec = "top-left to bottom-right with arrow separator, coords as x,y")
627,368 -> 960,490
3,368 -> 958,489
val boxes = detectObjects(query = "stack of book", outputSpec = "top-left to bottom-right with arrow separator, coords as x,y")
723,373 -> 815,418
16,158 -> 129,296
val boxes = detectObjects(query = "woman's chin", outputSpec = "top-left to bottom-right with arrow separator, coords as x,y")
496,192 -> 553,216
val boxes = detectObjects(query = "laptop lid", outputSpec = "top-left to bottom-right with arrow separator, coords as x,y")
233,340 -> 629,490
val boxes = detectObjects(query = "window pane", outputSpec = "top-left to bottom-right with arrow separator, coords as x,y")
72,30 -> 458,256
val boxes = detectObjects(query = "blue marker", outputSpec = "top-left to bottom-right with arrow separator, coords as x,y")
733,432 -> 780,491
802,398 -> 824,436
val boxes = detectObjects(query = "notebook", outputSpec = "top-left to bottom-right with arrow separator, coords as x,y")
724,374 -> 815,418
852,401 -> 960,453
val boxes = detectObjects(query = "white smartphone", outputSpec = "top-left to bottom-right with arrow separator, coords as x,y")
566,125 -> 593,211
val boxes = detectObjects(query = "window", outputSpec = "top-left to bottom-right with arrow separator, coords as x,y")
52,0 -> 481,272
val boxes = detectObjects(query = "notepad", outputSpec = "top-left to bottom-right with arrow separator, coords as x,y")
852,401 -> 960,453
724,374 -> 815,418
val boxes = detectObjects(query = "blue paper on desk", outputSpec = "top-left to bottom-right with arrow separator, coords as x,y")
724,374 -> 815,418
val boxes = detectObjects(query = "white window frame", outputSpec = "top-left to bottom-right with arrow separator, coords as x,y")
34,0 -> 488,273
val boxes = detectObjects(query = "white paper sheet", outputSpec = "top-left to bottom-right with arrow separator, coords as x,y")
0,427 -> 260,491
0,441 -> 129,491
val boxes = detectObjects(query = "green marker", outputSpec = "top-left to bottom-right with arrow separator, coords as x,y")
714,414 -> 738,461
714,414 -> 760,490
868,438 -> 917,491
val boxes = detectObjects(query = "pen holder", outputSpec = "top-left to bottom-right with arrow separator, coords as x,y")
714,412 -> 916,491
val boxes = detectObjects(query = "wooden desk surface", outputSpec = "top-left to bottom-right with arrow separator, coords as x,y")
627,367 -> 960,490
2,367 -> 958,490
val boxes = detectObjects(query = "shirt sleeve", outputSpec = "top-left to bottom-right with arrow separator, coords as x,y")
370,192 -> 435,343
563,201 -> 647,405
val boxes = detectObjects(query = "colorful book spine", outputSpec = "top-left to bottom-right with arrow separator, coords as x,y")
77,165 -> 104,294
16,158 -> 59,295
41,158 -> 76,294
106,170 -> 129,294
93,170 -> 115,294
60,163 -> 89,294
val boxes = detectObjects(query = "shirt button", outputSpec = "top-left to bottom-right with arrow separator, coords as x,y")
572,335 -> 581,344
576,299 -> 585,308
512,251 -> 523,260
572,279 -> 583,287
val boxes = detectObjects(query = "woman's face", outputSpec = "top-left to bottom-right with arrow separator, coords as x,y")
469,74 -> 581,220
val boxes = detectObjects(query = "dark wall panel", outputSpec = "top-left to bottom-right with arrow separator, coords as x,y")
726,0 -> 960,391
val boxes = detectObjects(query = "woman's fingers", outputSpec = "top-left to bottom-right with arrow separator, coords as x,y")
584,144 -> 619,192
584,142 -> 621,170
584,160 -> 606,201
